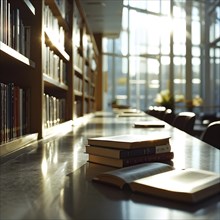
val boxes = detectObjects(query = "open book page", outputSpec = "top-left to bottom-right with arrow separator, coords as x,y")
130,168 -> 220,203
93,162 -> 174,189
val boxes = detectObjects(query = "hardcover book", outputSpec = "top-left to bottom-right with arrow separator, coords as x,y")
88,134 -> 170,150
133,120 -> 166,128
117,112 -> 147,117
93,162 -> 220,203
88,152 -> 174,168
86,143 -> 171,159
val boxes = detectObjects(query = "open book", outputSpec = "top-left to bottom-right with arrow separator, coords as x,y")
93,163 -> 220,203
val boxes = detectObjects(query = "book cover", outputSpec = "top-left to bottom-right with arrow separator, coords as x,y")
133,120 -> 166,128
88,152 -> 174,168
86,143 -> 171,159
88,134 -> 171,150
93,163 -> 220,203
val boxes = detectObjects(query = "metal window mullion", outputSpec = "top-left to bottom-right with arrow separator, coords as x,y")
185,0 -> 192,104
169,0 -> 174,99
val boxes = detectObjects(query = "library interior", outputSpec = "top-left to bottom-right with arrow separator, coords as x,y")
0,0 -> 220,220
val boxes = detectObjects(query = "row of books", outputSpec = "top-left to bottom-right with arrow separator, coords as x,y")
42,43 -> 67,84
84,64 -> 90,78
43,93 -> 66,129
74,99 -> 95,117
73,1 -> 92,60
0,0 -> 31,57
74,74 -> 83,94
83,34 -> 95,61
86,134 -> 173,168
72,3 -> 81,49
74,73 -> 95,97
91,58 -> 97,72
44,4 -> 65,49
74,48 -> 84,70
54,0 -> 70,23
73,39 -> 96,72
84,99 -> 95,114
84,81 -> 95,97
75,99 -> 83,117
0,82 -> 30,144
84,63 -> 96,81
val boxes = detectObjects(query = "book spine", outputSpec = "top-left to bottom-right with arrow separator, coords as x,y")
24,26 -> 31,58
13,85 -> 19,138
23,88 -> 30,134
3,0 -> 7,44
7,2 -> 11,47
2,83 -> 7,143
120,144 -> 171,158
19,88 -> 23,136
0,83 -> 3,144
7,83 -> 14,140
43,93 -> 66,128
0,0 -> 3,42
122,152 -> 174,167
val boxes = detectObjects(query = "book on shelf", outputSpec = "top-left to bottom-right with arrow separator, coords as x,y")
0,0 -> 31,57
88,152 -> 174,168
93,162 -> 220,203
0,0 -> 3,42
133,120 -> 166,128
0,82 -> 30,144
86,143 -> 171,159
87,134 -> 171,150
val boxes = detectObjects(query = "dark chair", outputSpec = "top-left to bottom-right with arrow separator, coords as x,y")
163,109 -> 176,125
201,121 -> 220,149
172,112 -> 196,135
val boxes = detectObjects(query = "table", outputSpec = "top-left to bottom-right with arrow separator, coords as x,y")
0,111 -> 219,220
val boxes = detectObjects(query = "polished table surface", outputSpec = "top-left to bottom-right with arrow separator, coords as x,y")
0,111 -> 219,220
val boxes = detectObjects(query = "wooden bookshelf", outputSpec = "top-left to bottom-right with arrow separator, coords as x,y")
0,0 -> 99,156
0,0 -> 38,155
72,0 -> 99,119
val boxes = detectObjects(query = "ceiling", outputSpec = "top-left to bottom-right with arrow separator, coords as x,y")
80,0 -> 124,38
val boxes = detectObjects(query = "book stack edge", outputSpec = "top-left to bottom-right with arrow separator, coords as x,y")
86,134 -> 174,168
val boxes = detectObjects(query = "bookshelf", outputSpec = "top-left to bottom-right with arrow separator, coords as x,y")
0,0 -> 99,156
72,0 -> 98,120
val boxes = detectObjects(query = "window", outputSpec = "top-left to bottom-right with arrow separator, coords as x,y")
102,0 -> 219,113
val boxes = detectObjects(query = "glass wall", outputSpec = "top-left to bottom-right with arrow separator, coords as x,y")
208,1 -> 220,114
102,0 -> 220,114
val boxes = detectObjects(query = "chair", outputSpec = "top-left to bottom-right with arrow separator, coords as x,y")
201,121 -> 220,149
163,109 -> 176,125
172,112 -> 196,135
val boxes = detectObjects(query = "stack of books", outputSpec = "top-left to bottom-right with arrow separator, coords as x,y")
86,134 -> 174,168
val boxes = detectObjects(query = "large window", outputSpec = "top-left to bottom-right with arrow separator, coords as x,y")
102,0 -> 220,113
